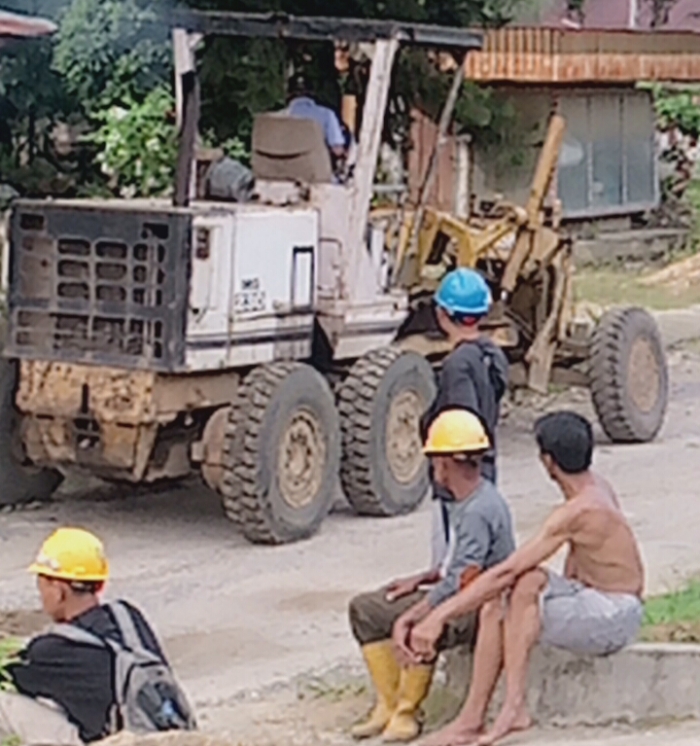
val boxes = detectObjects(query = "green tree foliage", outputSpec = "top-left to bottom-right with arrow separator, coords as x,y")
0,0 -> 73,160
186,0 -> 529,148
393,50 -> 520,152
651,85 -> 700,138
0,33 -> 84,197
53,0 -> 172,114
0,0 -> 70,20
197,36 -> 288,146
187,0 -> 525,27
1,0 -> 530,198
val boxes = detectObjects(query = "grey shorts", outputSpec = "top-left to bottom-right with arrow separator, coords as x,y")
539,572 -> 643,656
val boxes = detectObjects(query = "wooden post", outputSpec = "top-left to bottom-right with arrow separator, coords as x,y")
347,38 -> 399,299
172,29 -> 202,201
405,54 -> 467,263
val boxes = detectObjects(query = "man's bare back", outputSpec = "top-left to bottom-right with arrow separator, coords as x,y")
561,472 -> 644,598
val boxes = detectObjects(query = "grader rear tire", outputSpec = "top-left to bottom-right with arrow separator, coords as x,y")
590,307 -> 668,443
0,358 -> 63,507
338,348 -> 436,517
220,362 -> 341,545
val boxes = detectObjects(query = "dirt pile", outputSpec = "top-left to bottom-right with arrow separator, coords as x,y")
640,253 -> 700,293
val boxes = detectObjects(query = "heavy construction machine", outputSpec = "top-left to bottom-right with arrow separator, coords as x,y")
392,111 -> 668,446
0,12 -> 668,544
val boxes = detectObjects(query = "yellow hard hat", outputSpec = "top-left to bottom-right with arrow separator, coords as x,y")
423,409 -> 491,456
28,528 -> 109,583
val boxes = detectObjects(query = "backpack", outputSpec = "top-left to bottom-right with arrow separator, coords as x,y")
52,601 -> 197,735
475,339 -> 507,405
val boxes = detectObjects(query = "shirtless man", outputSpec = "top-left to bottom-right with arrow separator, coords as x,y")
408,411 -> 645,746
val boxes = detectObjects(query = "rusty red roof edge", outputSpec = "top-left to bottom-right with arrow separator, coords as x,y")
465,26 -> 700,83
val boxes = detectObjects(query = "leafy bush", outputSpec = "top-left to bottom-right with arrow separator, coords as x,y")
88,87 -> 177,199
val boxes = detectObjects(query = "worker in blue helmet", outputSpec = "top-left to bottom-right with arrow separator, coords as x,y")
420,268 -> 509,485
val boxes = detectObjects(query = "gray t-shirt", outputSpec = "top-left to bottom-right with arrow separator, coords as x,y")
428,479 -> 516,608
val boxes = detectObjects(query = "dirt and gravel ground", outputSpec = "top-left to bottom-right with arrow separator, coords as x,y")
2,340 -> 700,744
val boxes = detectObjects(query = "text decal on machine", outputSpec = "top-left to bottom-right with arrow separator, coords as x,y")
234,278 -> 266,314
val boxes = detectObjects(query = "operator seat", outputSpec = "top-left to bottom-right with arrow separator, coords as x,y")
251,113 -> 334,184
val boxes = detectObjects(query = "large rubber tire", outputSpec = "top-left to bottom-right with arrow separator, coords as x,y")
338,348 -> 437,517
220,362 -> 341,545
590,307 -> 669,444
0,358 -> 63,507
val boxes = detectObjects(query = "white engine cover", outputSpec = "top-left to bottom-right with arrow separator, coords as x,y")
186,205 -> 318,371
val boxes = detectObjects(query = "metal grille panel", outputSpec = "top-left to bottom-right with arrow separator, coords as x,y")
6,202 -> 192,372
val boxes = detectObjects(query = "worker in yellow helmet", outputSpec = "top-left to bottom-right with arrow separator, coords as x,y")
348,409 -> 515,743
1,528 -> 191,745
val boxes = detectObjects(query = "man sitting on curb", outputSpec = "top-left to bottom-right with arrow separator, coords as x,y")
409,411 -> 645,746
3,528 -> 194,745
348,409 -> 515,743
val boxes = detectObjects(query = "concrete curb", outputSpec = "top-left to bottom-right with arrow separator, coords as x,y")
443,643 -> 700,727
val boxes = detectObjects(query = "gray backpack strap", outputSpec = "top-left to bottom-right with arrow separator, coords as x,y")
106,601 -> 145,653
51,623 -> 106,648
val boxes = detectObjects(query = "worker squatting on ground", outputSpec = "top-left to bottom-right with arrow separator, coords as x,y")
408,412 -> 646,746
1,528 -> 194,745
348,409 -> 516,742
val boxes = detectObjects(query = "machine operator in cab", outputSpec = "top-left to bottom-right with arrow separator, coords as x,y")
286,73 -> 348,164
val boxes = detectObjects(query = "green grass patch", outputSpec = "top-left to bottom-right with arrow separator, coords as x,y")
643,580 -> 700,627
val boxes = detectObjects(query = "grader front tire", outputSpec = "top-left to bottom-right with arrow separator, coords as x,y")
590,307 -> 668,444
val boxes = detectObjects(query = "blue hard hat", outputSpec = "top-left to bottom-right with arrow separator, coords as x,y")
434,268 -> 492,317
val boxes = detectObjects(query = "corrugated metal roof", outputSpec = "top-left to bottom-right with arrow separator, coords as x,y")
465,27 -> 700,83
0,9 -> 56,38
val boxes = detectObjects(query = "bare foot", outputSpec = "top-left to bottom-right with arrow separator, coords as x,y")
476,705 -> 532,746
419,720 -> 484,746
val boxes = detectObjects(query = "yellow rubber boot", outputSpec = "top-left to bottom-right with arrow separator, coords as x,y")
382,665 -> 434,743
351,641 -> 402,740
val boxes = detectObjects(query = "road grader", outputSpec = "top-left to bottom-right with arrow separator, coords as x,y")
0,12 -> 668,544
